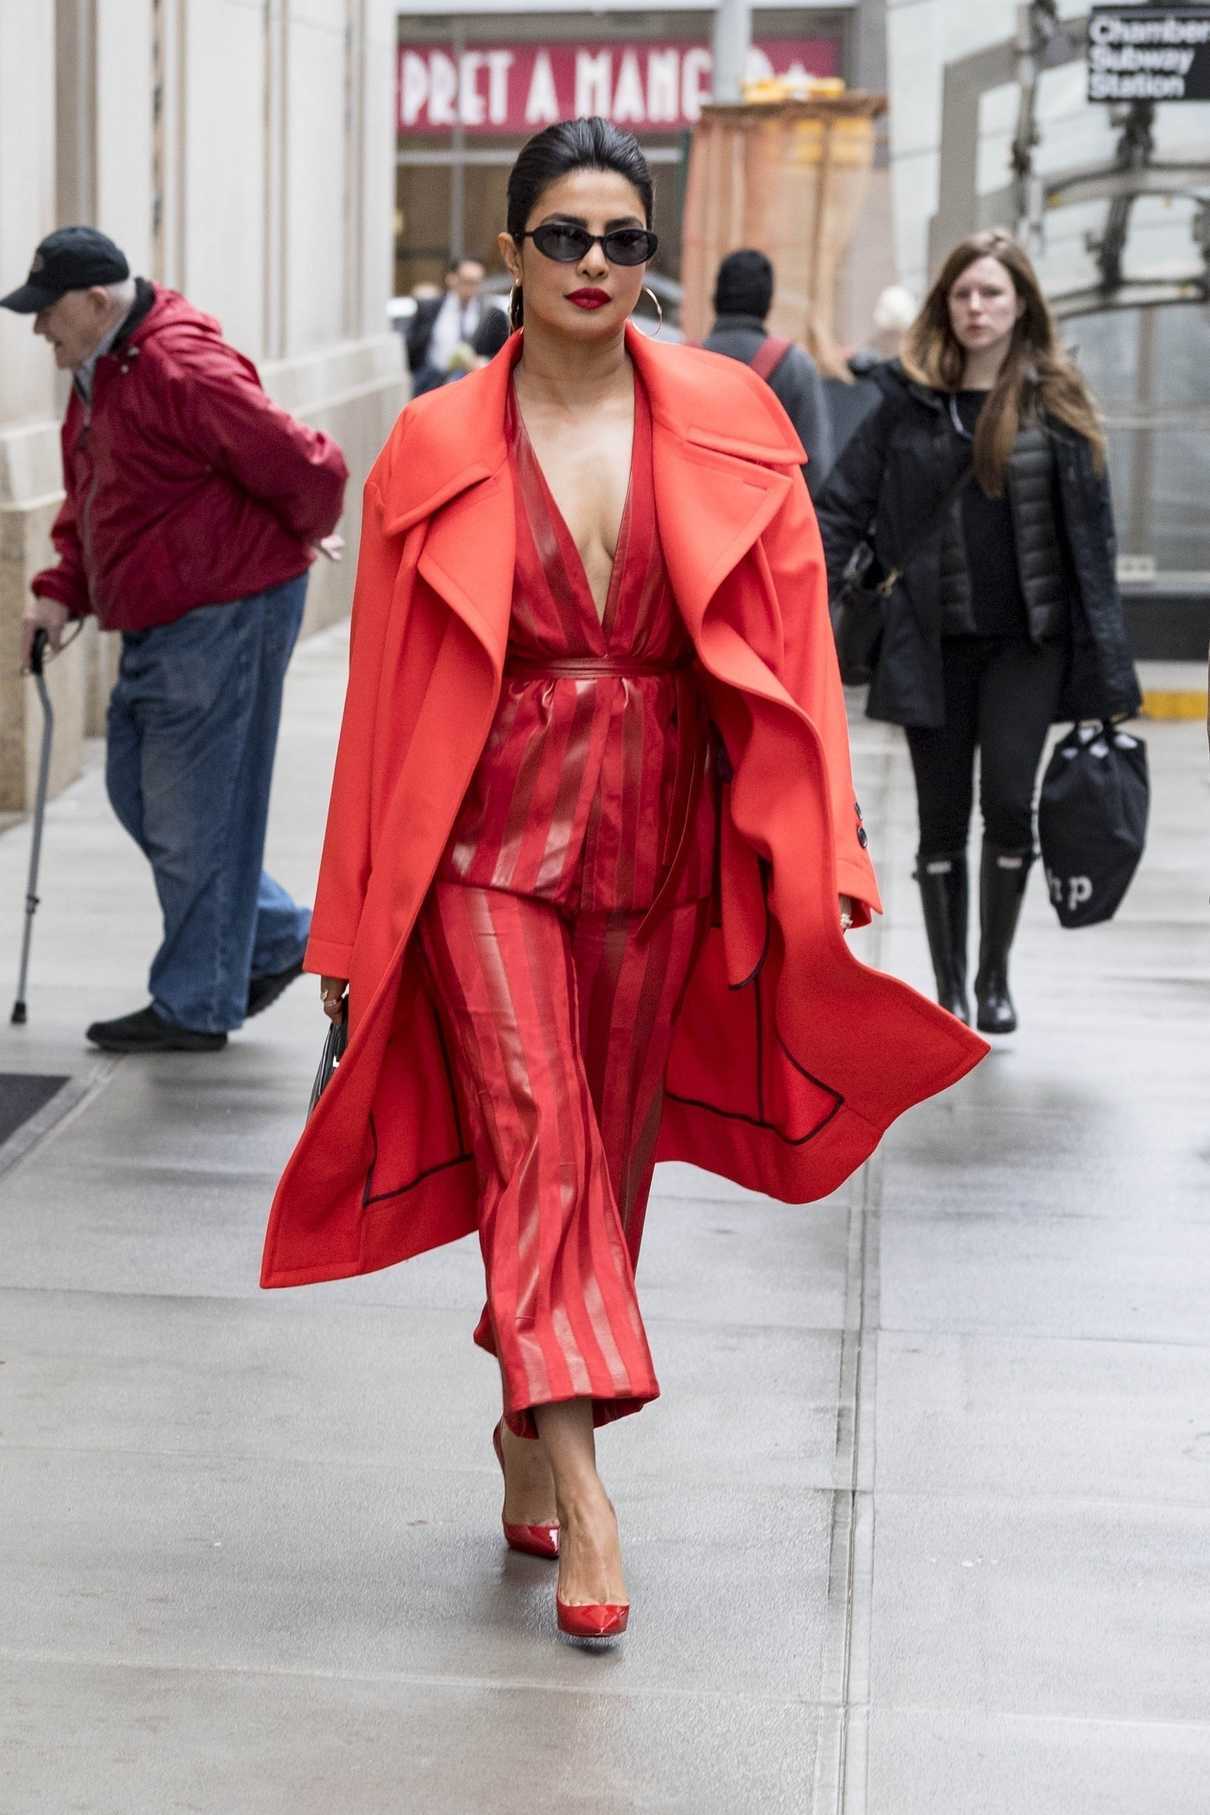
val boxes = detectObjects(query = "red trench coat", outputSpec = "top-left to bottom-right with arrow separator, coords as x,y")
261,327 -> 987,1290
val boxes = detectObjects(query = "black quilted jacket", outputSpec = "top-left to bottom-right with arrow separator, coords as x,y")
815,363 -> 1143,729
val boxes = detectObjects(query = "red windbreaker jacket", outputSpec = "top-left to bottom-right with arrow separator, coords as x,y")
32,284 -> 349,632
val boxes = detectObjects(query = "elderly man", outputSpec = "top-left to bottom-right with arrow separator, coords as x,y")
701,249 -> 834,497
4,226 -> 348,1053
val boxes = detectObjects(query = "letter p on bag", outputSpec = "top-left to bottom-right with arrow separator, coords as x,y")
1068,876 -> 1094,913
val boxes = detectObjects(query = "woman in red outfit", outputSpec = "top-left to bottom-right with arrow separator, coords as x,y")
262,119 -> 986,1645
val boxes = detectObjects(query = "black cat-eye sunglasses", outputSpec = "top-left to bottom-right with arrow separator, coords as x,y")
518,223 -> 659,267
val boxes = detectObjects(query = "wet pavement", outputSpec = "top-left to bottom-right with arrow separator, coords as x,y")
1,623 -> 1206,1813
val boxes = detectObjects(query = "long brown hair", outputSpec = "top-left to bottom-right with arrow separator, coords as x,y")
903,229 -> 1105,495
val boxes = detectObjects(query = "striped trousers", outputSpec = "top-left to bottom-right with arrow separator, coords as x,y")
419,881 -> 707,1438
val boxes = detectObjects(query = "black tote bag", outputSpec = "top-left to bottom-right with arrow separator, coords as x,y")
1038,723 -> 1149,928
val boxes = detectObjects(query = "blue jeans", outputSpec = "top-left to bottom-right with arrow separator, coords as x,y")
106,577 -> 312,1032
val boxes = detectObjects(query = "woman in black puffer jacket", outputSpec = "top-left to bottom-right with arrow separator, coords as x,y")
816,230 -> 1140,1035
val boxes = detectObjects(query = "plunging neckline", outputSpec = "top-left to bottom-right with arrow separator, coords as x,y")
509,381 -> 638,631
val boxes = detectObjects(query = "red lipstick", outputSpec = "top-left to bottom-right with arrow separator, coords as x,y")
567,288 -> 610,310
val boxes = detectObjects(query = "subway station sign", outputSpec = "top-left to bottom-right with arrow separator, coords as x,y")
398,38 -> 840,136
1088,7 -> 1210,101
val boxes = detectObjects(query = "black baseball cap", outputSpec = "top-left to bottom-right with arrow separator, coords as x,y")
1,226 -> 130,314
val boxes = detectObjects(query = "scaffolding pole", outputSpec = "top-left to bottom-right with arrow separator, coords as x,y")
711,0 -> 752,104
1012,1 -> 1066,256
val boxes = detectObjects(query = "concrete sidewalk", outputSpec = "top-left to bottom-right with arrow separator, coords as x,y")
1,625 -> 1207,1814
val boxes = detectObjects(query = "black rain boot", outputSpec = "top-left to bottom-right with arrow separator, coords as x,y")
974,844 -> 1033,1035
914,852 -> 971,1024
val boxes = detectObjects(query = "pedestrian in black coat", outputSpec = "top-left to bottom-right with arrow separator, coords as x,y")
701,249 -> 834,496
823,283 -> 919,461
817,229 -> 1140,1035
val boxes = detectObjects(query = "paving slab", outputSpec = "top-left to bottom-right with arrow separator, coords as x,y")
1,1659 -> 820,1815
878,1199 -> 1210,1343
875,1329 -> 1210,1503
863,1707 -> 1210,1815
0,1288 -> 848,1491
868,1490 -> 1210,1724
0,1447 -> 833,1699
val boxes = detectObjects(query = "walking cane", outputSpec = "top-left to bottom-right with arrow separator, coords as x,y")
11,629 -> 53,1026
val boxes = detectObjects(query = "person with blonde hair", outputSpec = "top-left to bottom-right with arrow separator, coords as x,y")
870,283 -> 918,352
818,229 -> 1140,1033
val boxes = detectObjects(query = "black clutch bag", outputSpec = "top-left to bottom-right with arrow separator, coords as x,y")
307,1002 -> 348,1117
832,540 -> 895,686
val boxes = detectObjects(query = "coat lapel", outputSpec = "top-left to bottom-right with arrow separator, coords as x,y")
417,475 -> 515,679
651,435 -> 792,655
383,341 -> 520,678
629,328 -> 802,705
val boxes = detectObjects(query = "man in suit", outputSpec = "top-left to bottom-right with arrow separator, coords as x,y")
406,257 -> 490,396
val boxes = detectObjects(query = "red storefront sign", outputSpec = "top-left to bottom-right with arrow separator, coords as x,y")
398,39 -> 841,136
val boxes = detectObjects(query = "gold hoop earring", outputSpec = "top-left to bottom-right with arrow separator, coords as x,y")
642,285 -> 664,337
508,281 -> 520,327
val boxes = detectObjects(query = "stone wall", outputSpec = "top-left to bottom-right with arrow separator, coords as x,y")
0,0 -> 403,813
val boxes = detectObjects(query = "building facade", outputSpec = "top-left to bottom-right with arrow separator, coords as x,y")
1,0 -> 400,811
393,0 -> 889,318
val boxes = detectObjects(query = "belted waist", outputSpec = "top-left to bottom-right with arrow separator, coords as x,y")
504,651 -> 693,680
502,645 -> 709,943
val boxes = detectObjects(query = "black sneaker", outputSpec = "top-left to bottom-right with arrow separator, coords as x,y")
85,1006 -> 227,1053
246,957 -> 305,1019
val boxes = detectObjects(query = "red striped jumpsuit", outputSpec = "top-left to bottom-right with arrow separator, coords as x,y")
419,375 -> 718,1437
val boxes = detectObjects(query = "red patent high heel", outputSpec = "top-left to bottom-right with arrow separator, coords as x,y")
492,1421 -> 559,1561
556,1596 -> 630,1641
